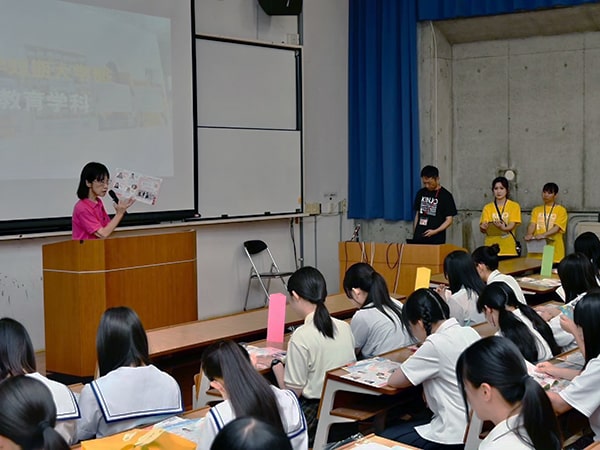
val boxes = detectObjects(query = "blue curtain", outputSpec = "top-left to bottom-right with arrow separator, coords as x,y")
418,0 -> 599,21
348,0 -> 420,221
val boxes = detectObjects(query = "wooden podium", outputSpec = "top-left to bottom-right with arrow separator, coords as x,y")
42,231 -> 198,377
339,241 -> 466,297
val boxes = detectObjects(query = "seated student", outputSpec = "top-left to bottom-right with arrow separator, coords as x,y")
197,340 -> 307,450
574,231 -> 600,277
477,282 -> 560,364
524,182 -> 567,264
435,250 -> 486,325
268,266 -> 355,447
456,336 -> 561,450
0,376 -> 70,450
384,288 -> 480,450
210,417 -> 293,450
472,244 -> 527,304
537,290 -> 600,443
0,318 -> 79,445
77,307 -> 182,440
537,253 -> 597,350
343,263 -> 412,358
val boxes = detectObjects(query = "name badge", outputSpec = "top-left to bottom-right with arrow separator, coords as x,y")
419,218 -> 428,226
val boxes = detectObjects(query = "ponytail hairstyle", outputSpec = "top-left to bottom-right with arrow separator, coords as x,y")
443,251 -> 486,296
343,263 -> 403,325
477,282 -> 559,362
573,289 -> 600,366
558,253 -> 598,302
0,318 -> 36,380
401,288 -> 449,340
96,307 -> 150,377
456,336 -> 561,450
0,376 -> 69,450
574,232 -> 600,274
201,341 -> 284,432
287,266 -> 334,338
472,244 -> 500,271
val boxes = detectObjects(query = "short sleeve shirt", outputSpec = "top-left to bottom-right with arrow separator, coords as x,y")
72,198 -> 110,240
413,187 -> 457,244
480,200 -> 522,256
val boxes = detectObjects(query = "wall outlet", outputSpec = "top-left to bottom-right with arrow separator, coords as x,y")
339,198 -> 347,213
286,33 -> 300,45
305,202 -> 321,215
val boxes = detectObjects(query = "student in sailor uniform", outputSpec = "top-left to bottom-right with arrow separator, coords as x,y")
435,250 -> 486,326
476,282 -> 560,364
472,244 -> 527,305
384,288 -> 480,449
76,307 -> 182,440
0,318 -> 79,445
537,290 -> 600,443
197,340 -> 307,450
210,417 -> 293,450
343,263 -> 412,358
536,253 -> 597,351
456,336 -> 561,450
0,375 -> 70,450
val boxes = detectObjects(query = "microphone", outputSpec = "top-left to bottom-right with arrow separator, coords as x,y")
108,190 -> 119,204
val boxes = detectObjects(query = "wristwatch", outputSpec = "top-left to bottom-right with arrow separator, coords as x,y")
270,358 -> 283,368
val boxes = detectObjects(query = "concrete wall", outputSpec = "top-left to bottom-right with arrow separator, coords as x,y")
0,0 -> 351,350
363,10 -> 600,254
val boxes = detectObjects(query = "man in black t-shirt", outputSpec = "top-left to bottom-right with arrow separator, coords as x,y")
411,165 -> 457,245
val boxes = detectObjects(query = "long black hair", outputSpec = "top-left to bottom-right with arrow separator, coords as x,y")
477,282 -> 560,362
574,232 -> 600,274
558,253 -> 598,302
456,336 -> 562,450
443,250 -> 485,295
77,162 -> 110,199
210,417 -> 292,450
201,341 -> 285,432
96,307 -> 151,377
573,290 -> 600,366
0,376 -> 69,450
287,266 -> 335,338
401,288 -> 449,340
343,263 -> 403,325
0,318 -> 36,380
472,244 -> 501,271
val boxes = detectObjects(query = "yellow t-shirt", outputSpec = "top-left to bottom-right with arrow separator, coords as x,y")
480,200 -> 522,256
529,204 -> 568,263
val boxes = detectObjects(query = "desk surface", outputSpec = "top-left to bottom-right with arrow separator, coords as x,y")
430,257 -> 543,285
337,433 -> 421,449
147,293 -> 355,358
516,273 -> 561,294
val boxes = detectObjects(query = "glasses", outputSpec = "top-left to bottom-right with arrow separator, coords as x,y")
93,179 -> 111,186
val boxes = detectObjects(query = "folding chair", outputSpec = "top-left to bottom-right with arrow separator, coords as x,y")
243,240 -> 294,310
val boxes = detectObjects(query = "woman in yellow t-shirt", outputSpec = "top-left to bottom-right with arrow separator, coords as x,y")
480,176 -> 522,257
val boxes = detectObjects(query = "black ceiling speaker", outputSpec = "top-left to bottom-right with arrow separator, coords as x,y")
258,0 -> 302,16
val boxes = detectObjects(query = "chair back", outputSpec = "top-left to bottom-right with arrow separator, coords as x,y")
244,240 -> 268,255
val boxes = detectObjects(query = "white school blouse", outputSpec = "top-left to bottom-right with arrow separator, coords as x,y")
479,415 -> 533,449
548,292 -> 584,351
444,286 -> 485,325
76,365 -> 183,440
511,309 -> 553,362
351,299 -> 412,358
560,356 -> 600,441
26,372 -> 79,445
399,318 -> 480,445
196,387 -> 308,450
487,270 -> 527,304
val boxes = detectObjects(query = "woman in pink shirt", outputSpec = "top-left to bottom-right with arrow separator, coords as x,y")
71,162 -> 134,240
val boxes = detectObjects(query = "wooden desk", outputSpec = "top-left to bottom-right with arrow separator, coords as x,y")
148,293 -> 355,409
337,433 -> 421,449
516,273 -> 561,295
430,257 -> 543,285
313,322 -> 496,450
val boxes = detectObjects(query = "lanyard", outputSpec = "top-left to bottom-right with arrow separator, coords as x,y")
543,204 -> 555,231
494,199 -> 507,224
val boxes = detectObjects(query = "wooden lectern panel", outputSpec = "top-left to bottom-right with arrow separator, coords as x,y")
339,242 -> 466,297
43,231 -> 198,377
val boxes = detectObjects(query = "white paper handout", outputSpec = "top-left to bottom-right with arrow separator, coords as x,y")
111,168 -> 162,205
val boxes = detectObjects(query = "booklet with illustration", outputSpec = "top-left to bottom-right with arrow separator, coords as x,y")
526,363 -> 570,393
111,168 -> 162,205
341,357 -> 402,388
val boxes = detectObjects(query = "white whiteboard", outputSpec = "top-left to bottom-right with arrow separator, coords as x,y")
196,37 -> 298,130
197,128 -> 302,217
195,36 -> 302,218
